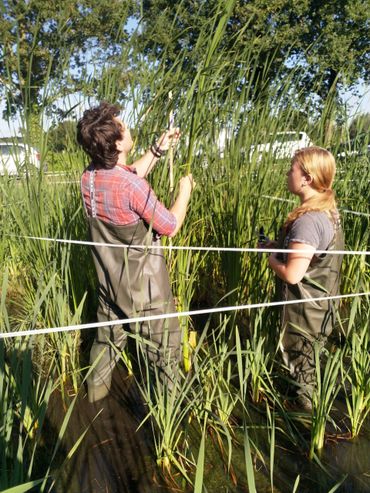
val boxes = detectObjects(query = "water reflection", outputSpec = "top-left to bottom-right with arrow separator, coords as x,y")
48,363 -> 170,493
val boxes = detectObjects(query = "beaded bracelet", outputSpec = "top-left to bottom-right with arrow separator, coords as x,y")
150,143 -> 166,158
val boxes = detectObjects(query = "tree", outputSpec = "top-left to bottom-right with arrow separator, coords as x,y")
349,113 -> 370,140
0,0 -> 134,118
133,0 -> 370,114
347,112 -> 370,154
47,120 -> 77,152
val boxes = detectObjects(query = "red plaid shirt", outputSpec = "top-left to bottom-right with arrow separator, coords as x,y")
81,164 -> 176,236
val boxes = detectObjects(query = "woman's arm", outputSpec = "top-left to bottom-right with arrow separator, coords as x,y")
268,242 -> 315,284
129,128 -> 180,178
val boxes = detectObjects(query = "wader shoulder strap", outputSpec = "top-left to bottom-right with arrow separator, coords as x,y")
89,169 -> 97,218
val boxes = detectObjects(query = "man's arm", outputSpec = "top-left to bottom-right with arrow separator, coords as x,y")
129,173 -> 195,237
129,128 -> 180,178
168,175 -> 195,237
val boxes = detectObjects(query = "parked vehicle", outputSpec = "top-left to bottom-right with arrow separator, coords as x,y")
249,131 -> 313,161
0,142 -> 41,175
336,136 -> 370,159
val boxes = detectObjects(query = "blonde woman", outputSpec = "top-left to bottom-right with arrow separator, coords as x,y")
267,147 -> 344,411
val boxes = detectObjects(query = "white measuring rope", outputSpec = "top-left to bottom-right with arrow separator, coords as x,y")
10,234 -> 370,257
44,172 -> 78,178
262,194 -> 295,204
261,194 -> 370,218
1,292 -> 368,340
340,208 -> 370,218
5,185 -> 368,217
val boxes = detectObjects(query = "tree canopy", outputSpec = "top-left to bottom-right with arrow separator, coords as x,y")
0,0 -> 134,116
0,0 -> 368,124
349,112 -> 370,140
134,0 -> 369,106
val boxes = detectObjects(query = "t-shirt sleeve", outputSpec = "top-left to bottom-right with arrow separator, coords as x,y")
289,213 -> 334,250
128,177 -> 177,236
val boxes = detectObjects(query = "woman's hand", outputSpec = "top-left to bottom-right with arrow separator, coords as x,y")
258,239 -> 278,249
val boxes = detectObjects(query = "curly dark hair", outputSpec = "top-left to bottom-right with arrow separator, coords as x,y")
76,101 -> 124,169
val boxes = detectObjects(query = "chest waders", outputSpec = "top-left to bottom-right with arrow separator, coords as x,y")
278,218 -> 344,399
86,170 -> 181,403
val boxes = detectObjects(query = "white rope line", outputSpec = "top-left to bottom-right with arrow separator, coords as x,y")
9,234 -> 370,257
261,195 -> 370,218
262,194 -> 295,204
341,209 -> 370,218
1,292 -> 368,340
51,181 -> 79,185
44,172 -> 78,177
4,186 -> 368,217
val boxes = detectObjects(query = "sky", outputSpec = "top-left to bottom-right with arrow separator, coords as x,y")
0,83 -> 369,139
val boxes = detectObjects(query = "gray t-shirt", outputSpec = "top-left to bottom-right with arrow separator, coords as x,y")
286,211 -> 335,250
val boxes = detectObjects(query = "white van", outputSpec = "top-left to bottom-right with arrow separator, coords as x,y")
249,131 -> 313,161
0,142 -> 41,175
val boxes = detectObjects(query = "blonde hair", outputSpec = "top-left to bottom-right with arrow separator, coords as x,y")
285,146 -> 337,226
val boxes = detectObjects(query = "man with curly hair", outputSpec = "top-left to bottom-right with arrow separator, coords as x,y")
77,101 -> 195,402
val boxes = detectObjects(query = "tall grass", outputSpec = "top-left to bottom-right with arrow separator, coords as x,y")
310,344 -> 342,459
342,316 -> 370,438
0,278 -> 54,490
